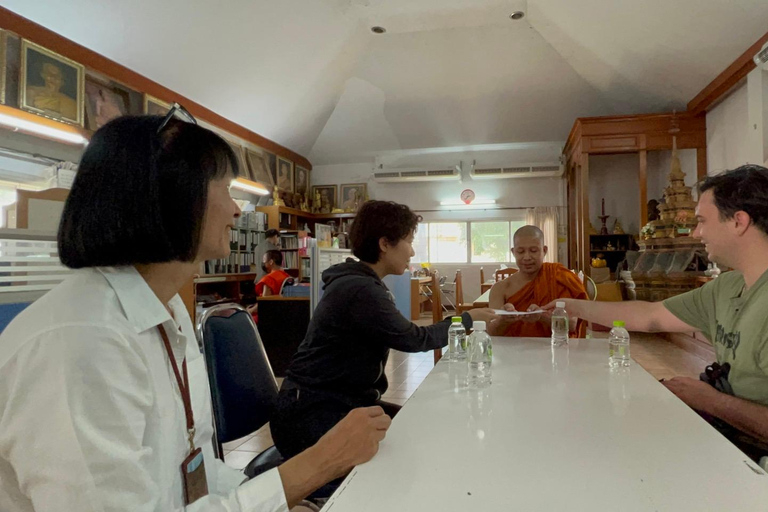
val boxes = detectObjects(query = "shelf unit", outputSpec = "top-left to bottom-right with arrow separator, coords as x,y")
589,234 -> 636,273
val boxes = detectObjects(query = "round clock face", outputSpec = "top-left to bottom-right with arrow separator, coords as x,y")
460,189 -> 475,204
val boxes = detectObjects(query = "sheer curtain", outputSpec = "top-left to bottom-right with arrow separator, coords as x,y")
525,207 -> 559,263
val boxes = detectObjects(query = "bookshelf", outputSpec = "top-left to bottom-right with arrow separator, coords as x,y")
589,234 -> 636,273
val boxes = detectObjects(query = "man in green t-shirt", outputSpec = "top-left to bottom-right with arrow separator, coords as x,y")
544,164 -> 768,461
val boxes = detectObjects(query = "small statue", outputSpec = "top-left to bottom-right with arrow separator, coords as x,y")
300,194 -> 310,212
293,193 -> 302,209
313,190 -> 321,213
606,241 -> 615,251
647,199 -> 660,222
282,191 -> 293,208
273,186 -> 285,207
613,219 -> 625,234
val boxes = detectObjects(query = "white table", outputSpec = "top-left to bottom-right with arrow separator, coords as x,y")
323,338 -> 768,511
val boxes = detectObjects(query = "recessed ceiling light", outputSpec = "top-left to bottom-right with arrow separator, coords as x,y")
509,11 -> 525,20
371,26 -> 386,34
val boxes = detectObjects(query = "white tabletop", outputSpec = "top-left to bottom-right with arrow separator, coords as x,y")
323,338 -> 768,511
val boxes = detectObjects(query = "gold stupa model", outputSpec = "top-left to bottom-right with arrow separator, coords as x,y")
648,137 -> 698,238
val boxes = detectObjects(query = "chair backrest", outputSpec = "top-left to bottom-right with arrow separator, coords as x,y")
197,304 -> 278,444
431,271 -> 444,364
479,267 -> 485,287
495,268 -> 518,281
279,277 -> 296,295
454,270 -> 464,307
585,275 -> 597,301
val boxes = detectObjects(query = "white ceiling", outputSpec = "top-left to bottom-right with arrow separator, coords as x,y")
4,0 -> 768,166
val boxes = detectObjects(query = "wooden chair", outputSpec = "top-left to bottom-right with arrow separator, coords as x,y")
480,267 -> 485,288
494,267 -> 518,282
431,271 -> 444,364
454,269 -> 474,314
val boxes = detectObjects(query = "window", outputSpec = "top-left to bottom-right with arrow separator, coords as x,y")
428,222 -> 467,263
413,217 -> 527,264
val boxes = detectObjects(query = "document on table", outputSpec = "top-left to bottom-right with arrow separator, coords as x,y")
492,309 -> 544,316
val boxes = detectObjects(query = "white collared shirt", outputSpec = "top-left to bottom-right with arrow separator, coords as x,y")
0,266 -> 289,512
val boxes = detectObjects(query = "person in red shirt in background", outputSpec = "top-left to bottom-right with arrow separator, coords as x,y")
248,249 -> 291,322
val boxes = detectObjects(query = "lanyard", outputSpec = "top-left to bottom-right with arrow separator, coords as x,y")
158,325 -> 196,453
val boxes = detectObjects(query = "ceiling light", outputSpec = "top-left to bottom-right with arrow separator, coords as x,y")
231,178 -> 270,196
440,199 -> 496,206
0,111 -> 88,145
371,26 -> 386,34
509,11 -> 525,20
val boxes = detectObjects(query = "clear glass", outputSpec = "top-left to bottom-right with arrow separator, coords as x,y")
551,306 -> 569,347
448,319 -> 467,362
608,326 -> 631,367
470,221 -> 510,263
428,222 -> 468,263
466,328 -> 493,388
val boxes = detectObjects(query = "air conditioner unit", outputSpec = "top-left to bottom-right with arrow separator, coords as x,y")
755,41 -> 768,70
470,163 -> 563,179
373,167 -> 461,183
0,149 -> 62,186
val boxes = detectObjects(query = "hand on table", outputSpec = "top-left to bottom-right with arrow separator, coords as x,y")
662,377 -> 720,413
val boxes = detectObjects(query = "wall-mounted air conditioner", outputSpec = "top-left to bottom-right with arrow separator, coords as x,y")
373,167 -> 461,183
470,163 -> 563,179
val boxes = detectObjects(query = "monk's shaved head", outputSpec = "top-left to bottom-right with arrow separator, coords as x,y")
513,225 -> 545,244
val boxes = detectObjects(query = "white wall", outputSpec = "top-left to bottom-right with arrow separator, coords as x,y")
706,83 -> 751,175
588,154 -> 640,236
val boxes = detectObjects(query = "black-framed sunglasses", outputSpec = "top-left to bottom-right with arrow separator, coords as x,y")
157,102 -> 197,133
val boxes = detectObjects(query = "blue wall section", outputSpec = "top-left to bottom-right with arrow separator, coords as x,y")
0,303 -> 31,333
381,271 -> 412,319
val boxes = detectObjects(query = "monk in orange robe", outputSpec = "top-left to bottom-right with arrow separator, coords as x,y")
248,249 -> 291,323
488,225 -> 587,338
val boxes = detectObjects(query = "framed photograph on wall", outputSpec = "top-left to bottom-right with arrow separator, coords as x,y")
20,39 -> 85,126
224,140 -> 247,178
295,166 -> 309,196
84,75 -> 135,131
339,183 -> 367,211
315,223 -> 332,248
312,185 -> 337,210
245,147 -> 274,186
0,30 -> 22,107
143,94 -> 171,116
276,156 -> 294,193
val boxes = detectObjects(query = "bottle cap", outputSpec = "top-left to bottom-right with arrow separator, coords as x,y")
473,321 -> 486,331
452,316 -> 462,323
556,301 -> 565,308
613,320 -> 625,327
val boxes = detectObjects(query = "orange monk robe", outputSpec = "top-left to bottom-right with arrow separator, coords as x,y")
502,263 -> 588,337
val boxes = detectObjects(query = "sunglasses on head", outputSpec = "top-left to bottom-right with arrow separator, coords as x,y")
157,102 -> 197,133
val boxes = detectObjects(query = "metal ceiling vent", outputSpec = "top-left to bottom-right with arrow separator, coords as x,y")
470,163 -> 563,179
373,167 -> 461,183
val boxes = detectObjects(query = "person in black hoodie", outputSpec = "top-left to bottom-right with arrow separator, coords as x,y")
271,200 -> 499,462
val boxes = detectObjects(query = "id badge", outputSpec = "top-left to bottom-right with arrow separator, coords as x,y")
181,447 -> 209,504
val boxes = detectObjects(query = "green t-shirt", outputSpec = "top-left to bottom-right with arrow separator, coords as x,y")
663,269 -> 768,406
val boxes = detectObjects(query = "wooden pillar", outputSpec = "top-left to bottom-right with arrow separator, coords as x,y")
579,153 -> 590,275
696,147 -> 708,180
639,149 -> 648,226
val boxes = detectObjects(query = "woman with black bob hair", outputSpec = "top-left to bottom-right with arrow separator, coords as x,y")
271,200 -> 498,462
0,109 -> 389,511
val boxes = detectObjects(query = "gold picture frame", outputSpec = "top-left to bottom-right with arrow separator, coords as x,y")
295,166 -> 309,196
20,39 -> 85,126
339,183 -> 367,211
84,74 -> 134,131
143,94 -> 171,116
0,29 -> 8,105
245,147 -> 275,187
276,156 -> 294,193
224,139 -> 247,176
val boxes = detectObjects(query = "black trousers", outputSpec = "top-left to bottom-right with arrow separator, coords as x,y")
270,387 -> 401,461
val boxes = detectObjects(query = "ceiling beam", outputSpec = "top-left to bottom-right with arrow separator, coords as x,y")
687,30 -> 768,116
0,6 -> 311,169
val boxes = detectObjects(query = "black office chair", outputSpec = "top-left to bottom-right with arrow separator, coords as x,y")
196,304 -> 283,478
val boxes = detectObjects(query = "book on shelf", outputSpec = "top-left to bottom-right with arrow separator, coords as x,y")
280,234 -> 299,249
281,250 -> 299,270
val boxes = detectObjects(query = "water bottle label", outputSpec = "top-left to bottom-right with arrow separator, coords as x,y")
487,346 -> 493,358
461,338 -> 467,350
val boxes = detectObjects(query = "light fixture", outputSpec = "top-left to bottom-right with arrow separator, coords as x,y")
231,178 -> 270,196
371,26 -> 386,34
509,11 -> 525,20
0,111 -> 88,145
440,199 -> 496,206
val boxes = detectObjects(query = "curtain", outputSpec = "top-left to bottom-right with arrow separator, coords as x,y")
525,206 -> 559,263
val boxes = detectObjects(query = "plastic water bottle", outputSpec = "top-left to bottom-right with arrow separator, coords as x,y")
551,301 -> 569,347
447,316 -> 466,362
466,321 -> 492,388
608,320 -> 631,368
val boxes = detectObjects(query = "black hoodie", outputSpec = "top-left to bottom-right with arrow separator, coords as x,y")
283,261 -> 473,403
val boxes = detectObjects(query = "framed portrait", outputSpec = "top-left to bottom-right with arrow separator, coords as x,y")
84,75 -> 135,131
276,156 -> 294,193
339,183 -> 367,211
245,148 -> 274,187
295,166 -> 309,196
312,185 -> 337,210
143,94 -> 171,116
20,39 -> 84,126
1,30 -> 21,107
315,223 -> 332,248
224,140 -> 247,176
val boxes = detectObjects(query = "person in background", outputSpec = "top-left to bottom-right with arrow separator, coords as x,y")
265,228 -> 281,251
544,165 -> 768,462
270,200 -> 499,465
247,250 -> 292,323
0,112 -> 390,511
487,225 -> 587,337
